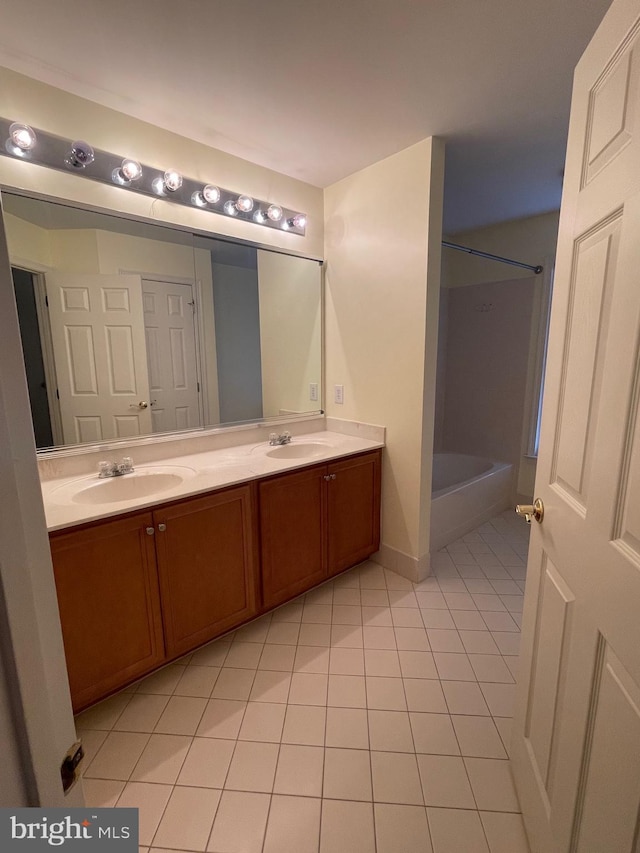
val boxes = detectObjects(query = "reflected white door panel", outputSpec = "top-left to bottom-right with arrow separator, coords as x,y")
46,272 -> 152,444
142,279 -> 202,434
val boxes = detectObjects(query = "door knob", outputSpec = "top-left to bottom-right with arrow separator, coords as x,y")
138,401 -> 149,409
515,498 -> 544,524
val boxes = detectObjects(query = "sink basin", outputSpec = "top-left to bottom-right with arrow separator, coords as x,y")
51,466 -> 196,506
266,442 -> 329,460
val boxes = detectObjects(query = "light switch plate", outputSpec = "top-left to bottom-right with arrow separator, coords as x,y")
310,382 -> 319,402
334,384 -> 344,405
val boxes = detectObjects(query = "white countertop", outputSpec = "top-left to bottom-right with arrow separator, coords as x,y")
42,430 -> 384,532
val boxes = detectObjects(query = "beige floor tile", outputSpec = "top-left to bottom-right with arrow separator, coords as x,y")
415,591 -> 447,610
333,604 -> 363,625
207,791 -> 269,852
258,643 -> 296,671
398,650 -> 438,679
116,781 -> 172,847
480,811 -> 531,853
177,737 -> 235,788
451,610 -> 487,631
451,716 -> 507,759
320,799 -> 375,853
471,594 -> 506,612
154,696 -> 208,736
323,747 -> 373,801
281,704 -> 326,745
298,623 -> 332,647
358,564 -> 387,589
249,670 -> 291,703
416,755 -> 475,808
364,649 -> 401,677
363,626 -> 397,649
266,622 -> 300,644
459,631 -> 500,655
263,794 -> 321,853
479,682 -> 516,717
391,607 -> 424,628
410,712 -> 459,755
384,569 -> 414,591
362,606 -> 394,626
325,706 -> 369,749
294,645 -> 330,674
330,624 -> 364,648
113,694 -> 170,733
225,740 -> 279,792
442,681 -> 490,716
403,678 -> 448,713
271,600 -> 304,622
427,807 -> 489,853
394,627 -> 430,651
468,654 -> 514,683
288,672 -> 328,705
492,632 -> 521,655
333,587 -> 361,605
427,629 -> 464,653
135,665 -> 186,695
153,785 -> 220,850
274,744 -> 324,796
327,674 -> 367,708
238,701 -> 286,742
370,751 -> 423,805
303,604 -> 333,624
78,729 -> 108,768
196,699 -> 246,739
232,616 -> 271,643
75,693 -> 131,731
189,640 -> 231,668
85,731 -> 150,780
480,611 -> 519,632
81,778 -> 125,808
368,710 -> 414,752
464,757 -> 520,811
329,647 -> 365,675
360,589 -> 389,607
433,652 -> 476,682
366,676 -> 407,711
224,642 -> 263,670
387,589 -> 419,608
173,665 -> 220,698
374,803 -> 432,853
494,716 -> 513,753
421,609 -> 456,629
305,583 -> 334,606
211,668 -> 255,701
130,734 -> 191,784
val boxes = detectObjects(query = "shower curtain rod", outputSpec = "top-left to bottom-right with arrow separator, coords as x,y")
442,240 -> 543,275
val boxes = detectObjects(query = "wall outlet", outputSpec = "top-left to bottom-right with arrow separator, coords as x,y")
334,384 -> 344,405
309,382 -> 319,402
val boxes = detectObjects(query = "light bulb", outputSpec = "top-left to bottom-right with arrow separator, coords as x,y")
292,213 -> 307,229
253,210 -> 267,224
191,191 -> 207,207
121,159 -> 142,181
66,140 -> 95,168
152,176 -> 165,195
163,170 -> 183,192
236,195 -> 254,213
267,204 -> 283,222
9,122 -> 37,151
202,184 -> 221,204
224,200 -> 238,216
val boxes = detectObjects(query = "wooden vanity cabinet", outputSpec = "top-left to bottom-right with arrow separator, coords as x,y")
259,450 -> 382,606
154,484 -> 258,657
49,511 -> 165,712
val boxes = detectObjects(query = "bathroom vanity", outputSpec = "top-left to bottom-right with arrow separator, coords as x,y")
43,434 -> 382,711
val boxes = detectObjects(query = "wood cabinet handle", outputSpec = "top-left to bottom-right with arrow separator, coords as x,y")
158,523 -> 167,532
324,474 -> 331,481
331,474 -> 337,480
145,527 -> 154,536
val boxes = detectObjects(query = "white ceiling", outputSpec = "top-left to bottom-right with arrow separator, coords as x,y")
0,0 -> 611,233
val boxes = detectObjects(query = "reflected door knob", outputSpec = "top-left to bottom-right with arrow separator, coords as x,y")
515,498 -> 544,524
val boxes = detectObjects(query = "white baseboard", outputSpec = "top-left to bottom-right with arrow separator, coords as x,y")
371,544 -> 431,583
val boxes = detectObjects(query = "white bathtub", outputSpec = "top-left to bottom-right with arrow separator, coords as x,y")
430,452 -> 513,552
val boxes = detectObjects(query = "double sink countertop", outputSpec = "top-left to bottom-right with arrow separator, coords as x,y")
41,429 -> 385,532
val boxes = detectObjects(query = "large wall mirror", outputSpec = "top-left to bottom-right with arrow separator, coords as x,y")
2,191 -> 323,451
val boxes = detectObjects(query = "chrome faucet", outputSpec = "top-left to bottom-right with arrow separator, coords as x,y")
268,431 -> 292,446
98,456 -> 135,478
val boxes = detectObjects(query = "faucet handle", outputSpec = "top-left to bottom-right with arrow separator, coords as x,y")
121,456 -> 134,472
98,461 -> 114,477
283,431 -> 291,441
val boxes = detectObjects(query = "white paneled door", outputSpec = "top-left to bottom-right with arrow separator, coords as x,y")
511,1 -> 640,852
142,279 -> 202,434
46,273 -> 152,444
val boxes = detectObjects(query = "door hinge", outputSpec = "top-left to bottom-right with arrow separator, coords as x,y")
197,381 -> 200,393
56,388 -> 60,400
45,294 -> 49,307
61,739 -> 84,793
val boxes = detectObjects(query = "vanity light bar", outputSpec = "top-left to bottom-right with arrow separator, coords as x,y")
0,118 -> 307,236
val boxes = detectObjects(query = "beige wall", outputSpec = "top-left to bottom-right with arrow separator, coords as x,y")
439,211 -> 559,499
257,251 -> 322,417
324,138 -> 445,578
0,67 -> 324,259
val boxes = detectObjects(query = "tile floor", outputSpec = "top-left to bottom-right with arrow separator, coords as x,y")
77,510 -> 531,853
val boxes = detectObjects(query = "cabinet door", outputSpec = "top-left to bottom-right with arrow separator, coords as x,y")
327,450 -> 381,576
50,512 -> 165,712
154,485 -> 258,658
260,465 -> 327,609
